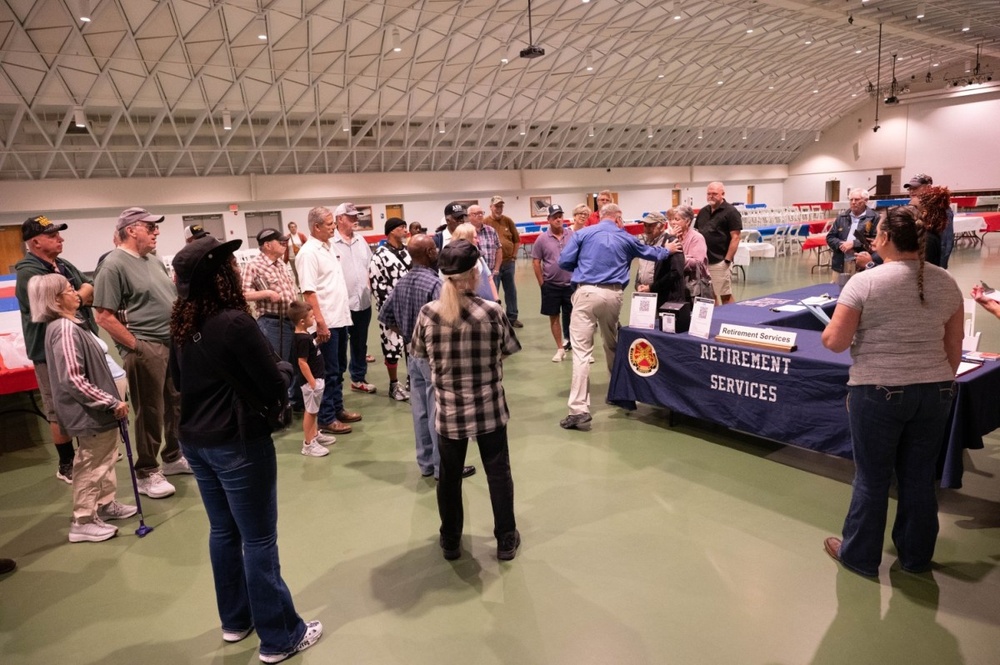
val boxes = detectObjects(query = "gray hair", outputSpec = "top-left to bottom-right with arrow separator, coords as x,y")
599,203 -> 622,220
28,273 -> 69,324
307,206 -> 332,229
848,188 -> 870,200
670,205 -> 695,223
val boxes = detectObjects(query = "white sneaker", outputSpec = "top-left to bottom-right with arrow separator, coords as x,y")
259,620 -> 322,663
97,500 -> 138,521
223,626 -> 254,643
137,471 -> 176,498
551,348 -> 566,362
389,383 -> 410,401
161,456 -> 193,475
350,380 -> 377,394
68,518 -> 118,543
301,440 -> 330,457
314,431 -> 337,446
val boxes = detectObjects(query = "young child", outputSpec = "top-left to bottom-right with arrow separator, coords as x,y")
289,301 -> 334,457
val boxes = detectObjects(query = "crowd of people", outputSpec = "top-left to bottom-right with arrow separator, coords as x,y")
8,179 -> 1000,654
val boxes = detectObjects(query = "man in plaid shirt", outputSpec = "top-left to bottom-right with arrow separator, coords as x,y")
468,204 -> 502,278
242,228 -> 299,364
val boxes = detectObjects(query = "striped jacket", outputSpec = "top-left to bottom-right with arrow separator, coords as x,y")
44,318 -> 119,437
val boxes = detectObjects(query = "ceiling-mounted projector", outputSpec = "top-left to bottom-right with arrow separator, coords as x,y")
520,45 -> 545,59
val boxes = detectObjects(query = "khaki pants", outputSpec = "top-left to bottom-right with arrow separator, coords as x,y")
123,339 -> 181,477
72,428 -> 119,523
567,285 -> 623,415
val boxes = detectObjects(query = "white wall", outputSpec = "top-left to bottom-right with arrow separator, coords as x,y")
1,166 -> 790,272
786,88 -> 1000,203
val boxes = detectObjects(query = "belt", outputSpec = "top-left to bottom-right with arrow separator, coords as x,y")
258,313 -> 286,320
578,283 -> 624,291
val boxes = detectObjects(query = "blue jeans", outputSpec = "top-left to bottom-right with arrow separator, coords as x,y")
317,326 -> 347,426
348,307 -> 372,383
437,425 -> 516,543
839,381 -> 955,576
493,261 -> 518,320
406,355 -> 440,476
257,316 -> 298,403
181,438 -> 306,656
256,316 -> 294,362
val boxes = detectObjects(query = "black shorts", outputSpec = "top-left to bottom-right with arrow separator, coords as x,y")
540,282 -> 574,316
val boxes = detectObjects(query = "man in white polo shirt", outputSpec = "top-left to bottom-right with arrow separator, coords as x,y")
296,206 -> 362,435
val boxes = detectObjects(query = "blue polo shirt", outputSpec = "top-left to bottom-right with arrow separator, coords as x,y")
558,219 -> 671,287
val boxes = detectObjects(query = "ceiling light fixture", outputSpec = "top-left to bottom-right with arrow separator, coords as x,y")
814,130 -> 821,142
256,14 -> 267,41
697,128 -> 703,140
915,3 -> 925,20
945,44 -> 994,87
438,121 -> 446,134
804,34 -> 813,45
342,114 -> 350,132
854,44 -> 863,54
222,109 -> 232,131
391,26 -> 402,52
746,14 -> 754,34
74,107 -> 87,128
962,18 -> 970,32
78,0 -> 91,23
585,53 -> 594,72
742,128 -> 748,140
780,129 -> 787,141
588,126 -> 595,137
500,55 -> 509,65
519,121 -> 526,136
646,127 -> 653,138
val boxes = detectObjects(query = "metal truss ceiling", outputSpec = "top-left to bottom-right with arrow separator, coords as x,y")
1,0 -> 998,180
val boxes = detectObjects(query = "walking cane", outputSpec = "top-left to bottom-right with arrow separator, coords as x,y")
117,419 -> 154,537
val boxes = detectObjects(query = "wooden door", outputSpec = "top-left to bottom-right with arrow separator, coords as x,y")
386,204 -> 404,221
0,226 -> 26,274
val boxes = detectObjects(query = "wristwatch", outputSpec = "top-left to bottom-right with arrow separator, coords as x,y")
724,258 -> 732,265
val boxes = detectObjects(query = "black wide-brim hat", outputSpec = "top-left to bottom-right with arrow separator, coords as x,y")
172,236 -> 242,298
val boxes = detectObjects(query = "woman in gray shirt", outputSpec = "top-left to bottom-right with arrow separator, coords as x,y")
820,205 -> 963,578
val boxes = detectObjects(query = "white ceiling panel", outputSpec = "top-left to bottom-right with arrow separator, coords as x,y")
1,0 -> 998,180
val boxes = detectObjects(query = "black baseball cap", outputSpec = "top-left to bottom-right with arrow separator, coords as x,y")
255,228 -> 289,245
22,215 -> 67,241
444,202 -> 468,218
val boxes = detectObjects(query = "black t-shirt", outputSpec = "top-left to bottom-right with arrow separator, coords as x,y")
694,201 -> 743,264
293,331 -> 324,379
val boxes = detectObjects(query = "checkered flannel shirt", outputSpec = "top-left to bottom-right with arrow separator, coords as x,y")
241,253 -> 298,317
410,295 -> 521,439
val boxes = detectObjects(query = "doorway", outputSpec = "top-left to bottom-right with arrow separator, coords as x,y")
0,226 -> 25,274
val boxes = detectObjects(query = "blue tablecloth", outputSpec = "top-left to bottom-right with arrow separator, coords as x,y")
607,285 -> 999,488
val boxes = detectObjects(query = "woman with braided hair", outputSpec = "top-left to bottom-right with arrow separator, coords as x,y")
820,205 -> 964,578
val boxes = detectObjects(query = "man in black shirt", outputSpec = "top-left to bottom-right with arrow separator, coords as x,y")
694,182 -> 742,304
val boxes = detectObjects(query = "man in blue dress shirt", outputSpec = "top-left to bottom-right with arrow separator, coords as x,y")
557,203 -> 679,430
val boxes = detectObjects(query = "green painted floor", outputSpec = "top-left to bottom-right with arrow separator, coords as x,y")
2,239 -> 999,665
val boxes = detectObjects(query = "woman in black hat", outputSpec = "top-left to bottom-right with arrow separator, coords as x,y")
168,237 -> 321,663
410,240 -> 522,562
